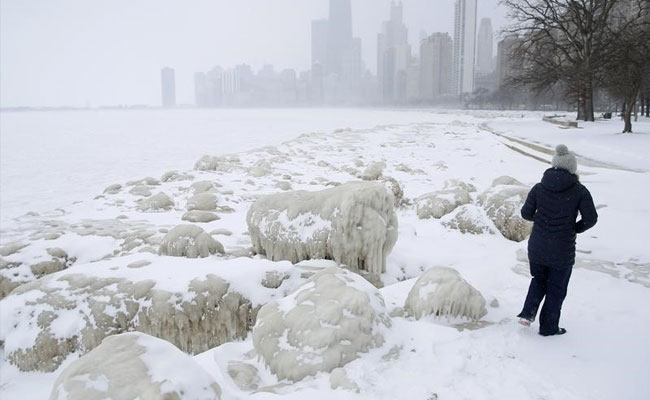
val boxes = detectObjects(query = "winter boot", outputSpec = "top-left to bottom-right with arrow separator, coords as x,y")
539,328 -> 567,336
518,317 -> 534,327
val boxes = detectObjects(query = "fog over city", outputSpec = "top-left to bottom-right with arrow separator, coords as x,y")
0,0 -> 507,107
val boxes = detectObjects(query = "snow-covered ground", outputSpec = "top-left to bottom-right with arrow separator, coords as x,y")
1,109 -> 649,400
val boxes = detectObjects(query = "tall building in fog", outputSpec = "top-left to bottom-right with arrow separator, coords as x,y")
311,19 -> 329,68
453,0 -> 477,94
420,33 -> 453,100
476,18 -> 494,74
378,1 -> 411,103
326,0 -> 353,79
160,67 -> 176,107
497,35 -> 521,88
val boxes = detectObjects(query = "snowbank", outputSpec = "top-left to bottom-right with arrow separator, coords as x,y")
252,267 -> 391,382
247,181 -> 398,275
478,177 -> 532,242
404,267 -> 487,321
49,332 -> 222,400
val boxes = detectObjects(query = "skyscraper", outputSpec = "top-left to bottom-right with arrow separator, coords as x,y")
496,35 -> 521,88
377,1 -> 410,103
476,18 -> 494,74
326,0 -> 353,79
420,33 -> 454,100
160,67 -> 176,107
453,0 -> 477,94
311,19 -> 329,68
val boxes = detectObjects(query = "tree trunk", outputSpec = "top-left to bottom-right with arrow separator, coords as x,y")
585,82 -> 595,122
623,97 -> 636,133
646,96 -> 650,117
577,94 -> 586,121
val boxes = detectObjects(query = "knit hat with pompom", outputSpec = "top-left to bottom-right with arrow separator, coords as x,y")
552,144 -> 577,174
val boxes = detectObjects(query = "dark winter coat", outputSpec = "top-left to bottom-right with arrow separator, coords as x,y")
521,168 -> 598,267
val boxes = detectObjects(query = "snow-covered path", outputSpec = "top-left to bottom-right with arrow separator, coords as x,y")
1,110 -> 649,400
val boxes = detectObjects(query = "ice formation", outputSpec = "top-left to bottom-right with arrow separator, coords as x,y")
137,192 -> 174,212
247,181 -> 398,275
360,161 -> 385,181
190,180 -> 220,193
440,204 -> 496,235
404,267 -> 487,321
103,183 -> 122,195
329,367 -> 360,392
478,177 -> 532,242
416,185 -> 472,219
252,267 -> 391,382
161,170 -> 194,182
49,332 -> 222,400
159,224 -> 224,257
181,210 -> 220,223
227,361 -> 261,391
1,266 -> 254,372
128,185 -> 151,197
194,154 -> 241,172
186,193 -> 218,211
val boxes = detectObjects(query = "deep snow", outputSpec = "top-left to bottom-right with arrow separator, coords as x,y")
1,109 -> 649,400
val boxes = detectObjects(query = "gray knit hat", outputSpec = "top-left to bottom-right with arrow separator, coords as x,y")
552,144 -> 577,174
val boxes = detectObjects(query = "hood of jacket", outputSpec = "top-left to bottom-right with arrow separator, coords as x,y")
541,167 -> 578,192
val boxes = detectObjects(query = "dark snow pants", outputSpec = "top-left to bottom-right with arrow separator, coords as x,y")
518,262 -> 573,336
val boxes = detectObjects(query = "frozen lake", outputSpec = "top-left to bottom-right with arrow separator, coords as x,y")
0,108 -> 439,224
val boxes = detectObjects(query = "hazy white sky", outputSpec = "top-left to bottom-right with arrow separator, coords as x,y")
0,0 -> 508,107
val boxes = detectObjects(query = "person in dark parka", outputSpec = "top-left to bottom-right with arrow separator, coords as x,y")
517,144 -> 598,336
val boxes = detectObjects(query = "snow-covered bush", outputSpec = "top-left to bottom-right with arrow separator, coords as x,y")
252,267 -> 391,382
186,193 -> 218,211
49,332 -> 222,400
247,181 -> 398,275
137,192 -> 174,212
416,188 -> 471,219
478,177 -> 532,242
159,224 -> 224,257
1,260 -> 258,372
404,267 -> 487,321
440,204 -> 496,235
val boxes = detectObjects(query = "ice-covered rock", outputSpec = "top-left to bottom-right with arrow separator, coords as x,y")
360,161 -> 385,181
443,179 -> 477,193
491,176 -> 524,187
126,176 -> 161,186
190,180 -> 220,194
478,178 -> 532,242
440,204 -> 496,235
194,154 -> 241,172
0,242 -> 27,257
227,361 -> 261,391
137,192 -> 174,212
129,185 -> 152,197
416,188 -> 471,219
161,170 -> 194,182
381,176 -> 404,207
252,267 -> 391,382
247,181 -> 398,275
275,181 -> 292,191
330,367 -> 360,392
181,210 -> 220,223
248,160 -> 273,177
186,193 -> 218,212
404,267 -> 487,321
0,259 -> 265,372
103,183 -> 122,195
159,224 -> 224,257
49,332 -> 222,400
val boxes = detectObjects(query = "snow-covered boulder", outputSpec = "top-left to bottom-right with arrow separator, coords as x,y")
137,192 -> 174,212
360,161 -> 385,181
440,204 -> 496,235
247,181 -> 398,275
158,224 -> 224,257
49,332 -> 222,400
248,160 -> 273,177
0,256 -> 292,372
186,193 -> 218,212
190,180 -> 220,194
381,176 -> 403,207
415,188 -> 471,219
181,210 -> 220,223
252,267 -> 391,382
129,185 -> 152,197
161,170 -> 194,182
478,177 -> 532,242
194,154 -> 241,172
405,267 -> 487,321
103,183 -> 122,195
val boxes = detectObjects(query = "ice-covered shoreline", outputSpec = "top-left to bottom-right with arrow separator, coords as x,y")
1,110 -> 649,399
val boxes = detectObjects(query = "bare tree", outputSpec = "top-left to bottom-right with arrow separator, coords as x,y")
602,1 -> 650,132
501,0 -> 622,121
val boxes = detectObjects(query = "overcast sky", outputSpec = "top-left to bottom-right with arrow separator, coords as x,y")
0,0 -> 508,107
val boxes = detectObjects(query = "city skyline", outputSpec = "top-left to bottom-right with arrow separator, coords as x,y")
0,0 -> 508,107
